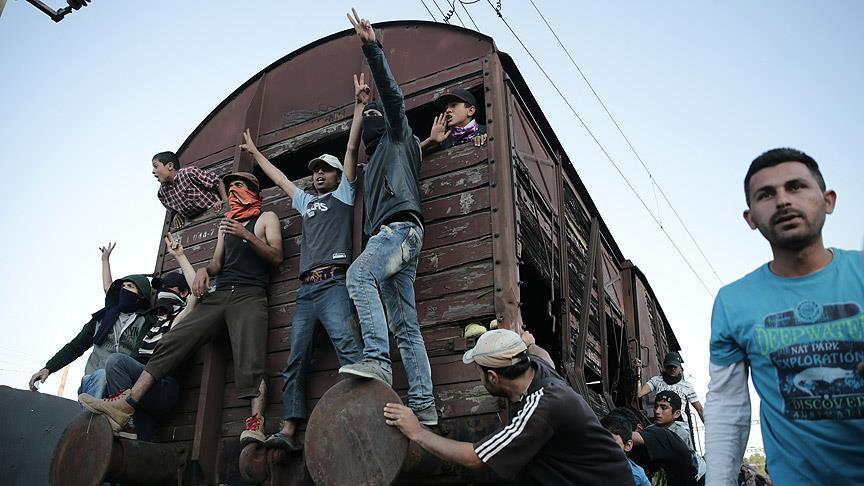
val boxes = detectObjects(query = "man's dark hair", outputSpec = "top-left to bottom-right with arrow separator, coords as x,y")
608,407 -> 644,431
744,148 -> 825,205
480,351 -> 531,379
654,390 -> 682,411
601,414 -> 633,443
153,151 -> 181,171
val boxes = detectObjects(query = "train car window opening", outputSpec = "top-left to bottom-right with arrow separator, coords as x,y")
518,264 -> 561,367
253,133 -> 350,192
405,86 -> 486,150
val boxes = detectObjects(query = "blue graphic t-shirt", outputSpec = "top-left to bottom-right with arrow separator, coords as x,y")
710,248 -> 864,484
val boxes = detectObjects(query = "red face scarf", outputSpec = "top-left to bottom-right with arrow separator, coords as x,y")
225,186 -> 262,220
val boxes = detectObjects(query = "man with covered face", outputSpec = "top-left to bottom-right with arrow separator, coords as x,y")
338,9 -> 437,425
637,351 -> 704,428
80,172 -> 284,446
383,329 -> 635,484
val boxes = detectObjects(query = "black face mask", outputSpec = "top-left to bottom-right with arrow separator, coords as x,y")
662,370 -> 683,385
361,116 -> 386,159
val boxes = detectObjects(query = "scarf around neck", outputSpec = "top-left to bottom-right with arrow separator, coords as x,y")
225,186 -> 262,220
450,119 -> 479,144
92,288 -> 141,345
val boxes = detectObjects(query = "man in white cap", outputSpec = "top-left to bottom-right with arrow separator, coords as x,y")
383,328 -> 635,485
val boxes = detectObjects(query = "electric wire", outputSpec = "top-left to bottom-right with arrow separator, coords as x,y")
430,0 -> 450,23
528,0 -> 724,285
458,0 -> 481,31
419,0 -> 438,22
485,0 -> 715,297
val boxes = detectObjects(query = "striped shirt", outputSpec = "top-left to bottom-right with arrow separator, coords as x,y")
157,166 -> 221,218
473,358 -> 634,485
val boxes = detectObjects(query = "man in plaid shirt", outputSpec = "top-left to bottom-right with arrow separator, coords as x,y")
153,151 -> 228,228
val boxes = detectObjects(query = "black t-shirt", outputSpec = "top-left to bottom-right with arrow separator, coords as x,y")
473,358 -> 635,485
631,426 -> 697,486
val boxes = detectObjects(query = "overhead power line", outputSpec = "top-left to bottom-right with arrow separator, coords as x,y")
484,0 -> 715,297
419,0 -> 438,22
527,0 -> 724,286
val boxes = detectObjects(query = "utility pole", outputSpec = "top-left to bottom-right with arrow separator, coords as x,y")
57,364 -> 70,397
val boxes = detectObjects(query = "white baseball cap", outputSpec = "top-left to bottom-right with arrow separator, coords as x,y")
308,153 -> 343,172
462,329 -> 528,368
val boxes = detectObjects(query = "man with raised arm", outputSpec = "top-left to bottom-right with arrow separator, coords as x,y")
80,174 -> 283,446
384,329 -> 635,484
705,148 -> 864,485
420,87 -> 488,153
236,73 -> 369,451
337,9 -> 437,426
29,243 -> 152,399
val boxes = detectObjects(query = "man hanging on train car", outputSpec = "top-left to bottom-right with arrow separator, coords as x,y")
383,329 -> 636,484
88,235 -> 199,441
337,9 -> 438,426
234,71 -> 371,451
80,172 -> 283,446
152,150 -> 228,229
28,243 -> 152,399
705,148 -> 864,485
646,391 -> 706,482
636,351 -> 705,431
420,87 -> 488,153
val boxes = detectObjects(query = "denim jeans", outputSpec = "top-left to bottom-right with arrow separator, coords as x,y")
282,274 -> 362,421
347,221 -> 434,410
77,368 -> 106,399
104,353 -> 179,442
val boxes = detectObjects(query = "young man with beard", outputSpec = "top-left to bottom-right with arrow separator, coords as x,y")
94,235 -> 199,441
705,148 -> 864,485
383,329 -> 635,485
420,87 -> 488,153
236,72 -> 369,451
28,243 -> 152,399
80,173 -> 283,446
338,9 -> 437,425
637,351 -> 705,428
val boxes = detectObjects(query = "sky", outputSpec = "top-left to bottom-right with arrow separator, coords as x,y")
1,0 -> 862,453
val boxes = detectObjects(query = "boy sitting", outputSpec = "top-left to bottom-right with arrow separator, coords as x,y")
152,151 -> 227,229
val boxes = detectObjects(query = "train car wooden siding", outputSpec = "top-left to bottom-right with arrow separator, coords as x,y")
148,21 -> 681,485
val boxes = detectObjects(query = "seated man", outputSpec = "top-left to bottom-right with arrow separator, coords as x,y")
602,414 -> 651,486
80,173 -> 283,446
420,87 -> 488,153
383,329 -> 635,485
28,243 -> 152,398
237,72 -> 368,452
647,390 -> 706,481
607,407 -> 699,486
94,235 -> 198,441
152,151 -> 228,229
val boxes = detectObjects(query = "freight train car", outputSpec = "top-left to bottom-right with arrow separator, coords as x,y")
51,20 -> 683,486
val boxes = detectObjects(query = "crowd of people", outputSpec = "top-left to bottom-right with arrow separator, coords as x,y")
24,8 -> 863,486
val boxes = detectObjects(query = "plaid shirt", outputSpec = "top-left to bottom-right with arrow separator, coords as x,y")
157,166 -> 221,217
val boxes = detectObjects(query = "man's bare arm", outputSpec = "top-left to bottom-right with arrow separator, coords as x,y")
240,128 -> 298,198
520,330 -> 554,367
219,212 -> 283,267
693,400 -> 705,423
384,403 -> 485,470
344,73 -> 369,183
99,242 -> 116,293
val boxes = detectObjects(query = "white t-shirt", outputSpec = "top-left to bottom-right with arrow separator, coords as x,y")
646,375 -> 699,426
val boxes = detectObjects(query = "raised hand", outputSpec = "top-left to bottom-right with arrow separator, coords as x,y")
239,128 -> 259,156
347,8 -> 376,45
164,233 -> 184,257
354,73 -> 371,105
99,242 -> 116,262
520,329 -> 536,347
429,114 -> 451,143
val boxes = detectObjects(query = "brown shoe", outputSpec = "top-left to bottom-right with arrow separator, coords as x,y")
240,414 -> 265,446
78,389 -> 134,431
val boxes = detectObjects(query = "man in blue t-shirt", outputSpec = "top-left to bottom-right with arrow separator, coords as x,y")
705,147 -> 864,485
235,72 -> 371,451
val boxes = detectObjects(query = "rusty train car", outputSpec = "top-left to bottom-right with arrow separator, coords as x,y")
138,21 -> 681,485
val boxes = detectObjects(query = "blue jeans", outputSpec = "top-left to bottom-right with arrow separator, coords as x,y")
347,221 -> 434,410
104,353 -> 179,442
282,275 -> 362,421
77,369 -> 106,398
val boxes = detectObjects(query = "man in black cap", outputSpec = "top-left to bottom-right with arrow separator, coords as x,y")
80,172 -> 284,446
420,87 -> 488,153
383,329 -> 635,485
637,351 -> 705,427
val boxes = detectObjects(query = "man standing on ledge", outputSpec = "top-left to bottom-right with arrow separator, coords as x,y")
384,329 -> 635,485
705,148 -> 864,485
80,172 -> 283,446
338,9 -> 437,426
